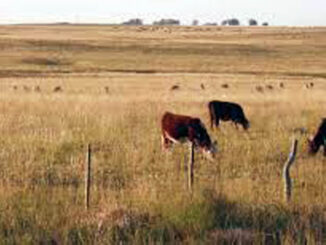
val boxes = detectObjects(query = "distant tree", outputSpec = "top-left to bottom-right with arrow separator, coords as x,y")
229,18 -> 240,25
56,22 -> 70,25
122,18 -> 143,25
203,22 -> 217,26
192,20 -> 199,26
249,19 -> 258,26
262,22 -> 269,26
221,20 -> 228,26
221,18 -> 240,26
153,19 -> 180,25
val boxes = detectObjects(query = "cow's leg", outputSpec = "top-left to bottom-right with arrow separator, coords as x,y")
161,134 -> 171,151
162,131 -> 178,152
161,135 -> 166,150
215,118 -> 220,129
210,116 -> 214,130
209,112 -> 216,130
233,122 -> 239,130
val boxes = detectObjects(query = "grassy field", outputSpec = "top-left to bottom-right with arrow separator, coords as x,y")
0,24 -> 326,244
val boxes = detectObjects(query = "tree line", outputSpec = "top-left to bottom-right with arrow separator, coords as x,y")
122,18 -> 269,26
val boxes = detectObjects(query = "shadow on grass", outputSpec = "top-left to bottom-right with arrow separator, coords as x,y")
95,189 -> 326,244
1,187 -> 325,244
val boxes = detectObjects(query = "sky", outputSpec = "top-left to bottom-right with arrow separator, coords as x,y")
0,0 -> 325,26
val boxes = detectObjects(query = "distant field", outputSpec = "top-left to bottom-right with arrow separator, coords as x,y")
0,25 -> 325,77
0,25 -> 326,244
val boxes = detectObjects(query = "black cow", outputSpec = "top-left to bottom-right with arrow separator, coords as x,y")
161,112 -> 217,158
308,118 -> 326,156
208,100 -> 250,130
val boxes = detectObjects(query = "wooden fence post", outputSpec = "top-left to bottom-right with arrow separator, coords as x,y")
283,138 -> 298,202
85,143 -> 92,210
188,142 -> 195,191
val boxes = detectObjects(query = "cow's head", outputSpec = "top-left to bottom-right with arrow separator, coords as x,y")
307,136 -> 319,155
202,140 -> 218,161
189,119 -> 217,159
242,118 -> 250,130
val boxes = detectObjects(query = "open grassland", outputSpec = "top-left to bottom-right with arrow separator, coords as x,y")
0,25 -> 326,243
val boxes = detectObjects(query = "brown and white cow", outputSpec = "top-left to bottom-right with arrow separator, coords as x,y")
308,118 -> 326,156
208,100 -> 250,130
161,112 -> 217,159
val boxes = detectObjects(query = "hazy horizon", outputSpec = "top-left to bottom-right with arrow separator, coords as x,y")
1,0 -> 325,26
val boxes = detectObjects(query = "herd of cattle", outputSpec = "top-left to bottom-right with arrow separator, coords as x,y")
14,81 -> 315,94
170,82 -> 315,92
11,83 -> 325,157
161,100 -> 326,159
12,85 -> 63,93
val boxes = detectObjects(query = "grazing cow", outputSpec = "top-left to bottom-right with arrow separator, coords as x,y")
255,85 -> 264,93
170,85 -> 180,91
23,85 -> 30,92
53,86 -> 62,92
279,82 -> 284,88
305,82 -> 314,89
161,112 -> 217,159
208,100 -> 250,130
221,83 -> 229,89
200,83 -> 205,90
266,84 -> 273,90
34,86 -> 41,92
308,118 -> 326,156
104,86 -> 110,94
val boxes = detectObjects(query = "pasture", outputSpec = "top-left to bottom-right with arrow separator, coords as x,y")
0,25 -> 326,243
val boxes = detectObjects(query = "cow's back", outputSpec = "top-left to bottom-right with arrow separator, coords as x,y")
161,112 -> 191,139
209,101 -> 234,119
228,102 -> 245,120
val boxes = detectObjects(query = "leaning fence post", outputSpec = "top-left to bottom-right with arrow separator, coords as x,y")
188,142 -> 195,191
283,138 -> 298,202
85,143 -> 92,210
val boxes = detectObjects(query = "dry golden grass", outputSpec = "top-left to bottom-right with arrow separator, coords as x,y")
0,25 -> 326,243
